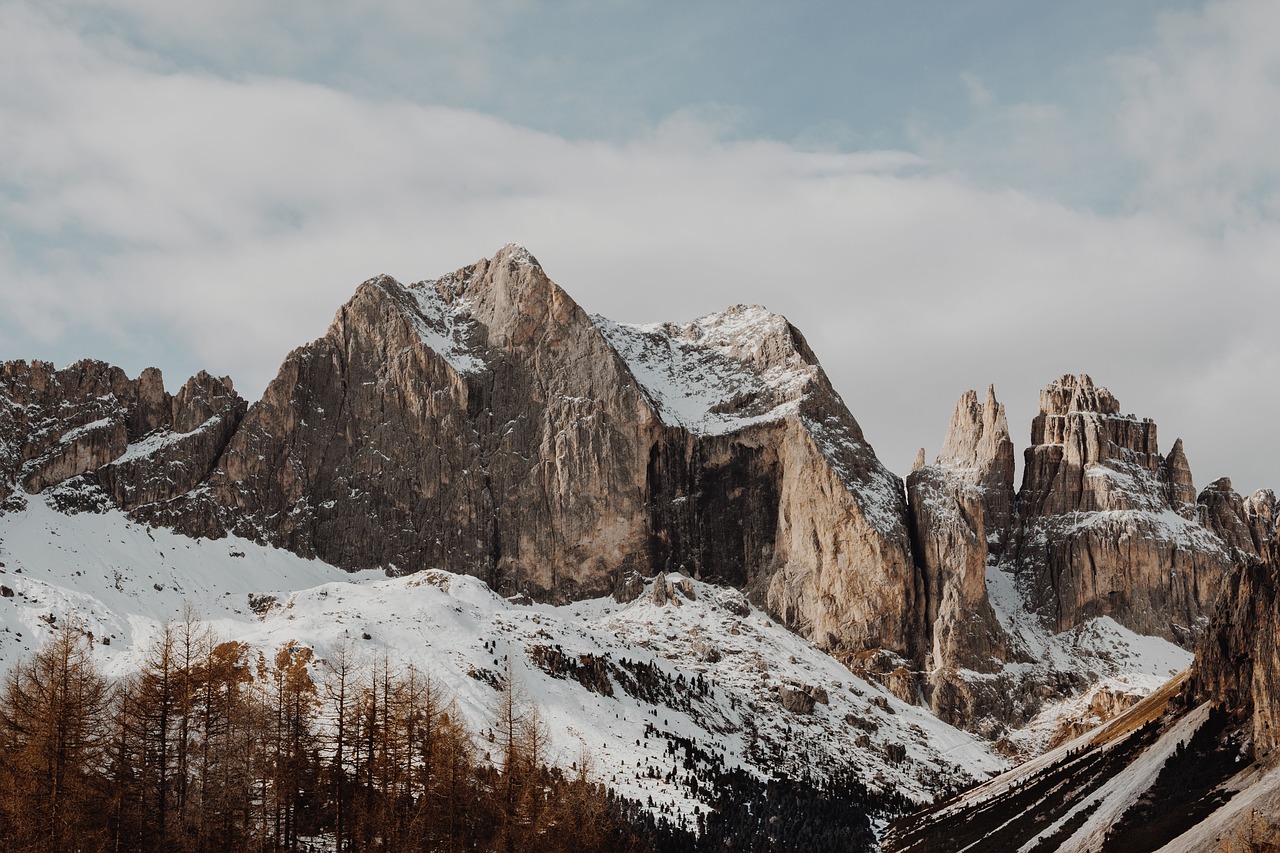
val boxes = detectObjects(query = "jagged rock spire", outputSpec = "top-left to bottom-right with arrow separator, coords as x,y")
934,384 -> 1016,551
1016,374 -> 1234,640
905,385 -> 1018,729
938,385 -> 1014,476
1164,437 -> 1197,515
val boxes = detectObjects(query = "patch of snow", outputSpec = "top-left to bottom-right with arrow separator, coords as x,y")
373,277 -> 484,375
804,414 -> 906,536
59,417 -> 114,442
113,417 -> 223,464
1054,507 -> 1226,554
593,308 -> 816,436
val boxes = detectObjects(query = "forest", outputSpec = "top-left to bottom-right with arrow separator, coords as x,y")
0,612 -> 658,853
0,615 -> 884,852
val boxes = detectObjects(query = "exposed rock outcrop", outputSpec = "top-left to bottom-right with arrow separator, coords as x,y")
1013,374 -> 1235,640
1194,555 -> 1280,759
1198,479 -> 1280,565
1246,489 -> 1278,561
906,387 -> 1016,725
1165,437 -> 1198,515
1198,477 -> 1259,560
102,372 -> 246,511
0,360 -> 244,513
935,385 -> 1017,550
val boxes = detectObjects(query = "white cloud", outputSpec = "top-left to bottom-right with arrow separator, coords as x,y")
4,0 -> 1280,496
1117,0 -> 1280,224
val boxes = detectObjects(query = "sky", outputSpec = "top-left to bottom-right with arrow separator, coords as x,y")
3,0 -> 1280,494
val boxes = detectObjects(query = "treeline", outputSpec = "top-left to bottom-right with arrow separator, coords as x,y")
0,614 -> 651,853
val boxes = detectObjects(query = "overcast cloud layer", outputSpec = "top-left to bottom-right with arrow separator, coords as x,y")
3,0 -> 1280,494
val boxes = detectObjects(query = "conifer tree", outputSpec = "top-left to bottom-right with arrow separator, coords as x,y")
0,619 -> 111,852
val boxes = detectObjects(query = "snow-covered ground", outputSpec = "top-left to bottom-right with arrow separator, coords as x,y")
0,494 -> 1007,819
983,561 -> 1192,754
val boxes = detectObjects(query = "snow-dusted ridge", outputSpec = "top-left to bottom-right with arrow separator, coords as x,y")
593,307 -> 818,436
370,274 -> 485,375
0,495 -> 1005,820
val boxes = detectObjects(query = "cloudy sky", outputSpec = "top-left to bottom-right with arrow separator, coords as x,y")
3,0 -> 1279,494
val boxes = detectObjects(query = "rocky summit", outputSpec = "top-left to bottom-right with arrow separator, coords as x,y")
3,246 -> 1280,849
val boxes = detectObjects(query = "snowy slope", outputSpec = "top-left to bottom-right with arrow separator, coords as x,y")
983,562 -> 1192,754
883,672 -> 1273,853
0,494 -> 1006,821
368,274 -> 484,375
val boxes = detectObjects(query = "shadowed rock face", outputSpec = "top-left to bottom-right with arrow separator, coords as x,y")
1194,554 -> 1280,760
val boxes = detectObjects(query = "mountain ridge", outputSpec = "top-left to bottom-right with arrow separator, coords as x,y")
1,244 -> 1272,774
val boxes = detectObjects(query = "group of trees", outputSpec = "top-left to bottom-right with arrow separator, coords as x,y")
0,613 -> 647,853
0,612 -> 896,852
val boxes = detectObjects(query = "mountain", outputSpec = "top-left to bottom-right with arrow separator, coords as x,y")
2,245 -> 1278,844
2,246 -> 920,662
904,374 -> 1273,747
0,491 -> 1004,825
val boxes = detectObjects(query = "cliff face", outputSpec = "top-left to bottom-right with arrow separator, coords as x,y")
1194,555 -> 1280,759
155,249 -> 662,600
598,307 -> 919,656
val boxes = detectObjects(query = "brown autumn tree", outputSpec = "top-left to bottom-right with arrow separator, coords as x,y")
1,616 -> 653,853
193,639 -> 255,852
257,641 -> 319,852
0,619 -> 111,853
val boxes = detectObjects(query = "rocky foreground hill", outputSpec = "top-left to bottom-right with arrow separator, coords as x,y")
884,548 -> 1280,852
2,246 -> 1278,835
